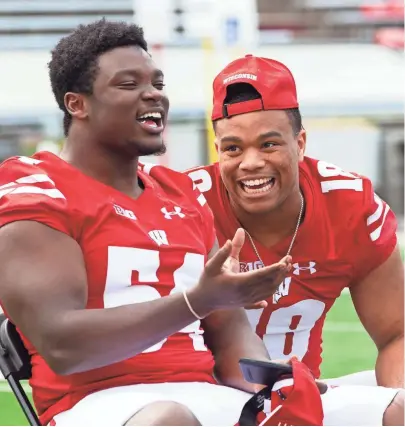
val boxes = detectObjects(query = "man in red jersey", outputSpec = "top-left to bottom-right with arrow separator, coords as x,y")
187,54 -> 404,425
0,21 -> 297,426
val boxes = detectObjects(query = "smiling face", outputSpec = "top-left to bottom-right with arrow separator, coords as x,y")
215,109 -> 306,215
65,45 -> 169,157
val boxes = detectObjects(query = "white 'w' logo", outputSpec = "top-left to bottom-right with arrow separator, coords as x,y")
0,174 -> 65,200
148,230 -> 169,246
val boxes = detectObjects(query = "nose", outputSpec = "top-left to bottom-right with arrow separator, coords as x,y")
239,148 -> 266,171
141,85 -> 164,102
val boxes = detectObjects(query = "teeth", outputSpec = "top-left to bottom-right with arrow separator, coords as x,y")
138,112 -> 162,119
242,178 -> 271,187
243,181 -> 274,194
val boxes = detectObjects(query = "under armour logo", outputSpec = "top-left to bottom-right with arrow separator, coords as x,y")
161,206 -> 185,219
292,262 -> 316,275
149,230 -> 169,246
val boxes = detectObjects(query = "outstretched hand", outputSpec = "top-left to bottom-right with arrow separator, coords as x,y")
195,229 -> 292,312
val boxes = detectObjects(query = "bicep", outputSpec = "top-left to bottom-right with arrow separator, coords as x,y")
350,244 -> 404,349
0,220 -> 87,348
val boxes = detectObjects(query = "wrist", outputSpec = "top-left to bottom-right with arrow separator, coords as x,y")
185,286 -> 216,319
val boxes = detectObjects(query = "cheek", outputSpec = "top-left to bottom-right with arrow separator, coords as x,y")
268,150 -> 291,170
162,93 -> 169,109
219,160 -> 237,191
270,150 -> 298,179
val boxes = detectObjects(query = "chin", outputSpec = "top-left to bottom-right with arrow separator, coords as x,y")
128,138 -> 167,157
242,197 -> 279,215
244,204 -> 272,215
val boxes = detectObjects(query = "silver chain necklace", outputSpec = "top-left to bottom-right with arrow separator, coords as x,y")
244,191 -> 304,265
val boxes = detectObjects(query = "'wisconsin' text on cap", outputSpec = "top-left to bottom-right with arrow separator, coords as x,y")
223,73 -> 257,84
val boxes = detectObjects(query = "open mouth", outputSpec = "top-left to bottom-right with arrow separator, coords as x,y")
240,177 -> 276,194
136,111 -> 164,133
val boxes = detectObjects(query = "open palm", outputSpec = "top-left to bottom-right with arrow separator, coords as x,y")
223,228 -> 269,309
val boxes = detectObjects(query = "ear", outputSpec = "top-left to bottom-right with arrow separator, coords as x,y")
64,92 -> 89,120
297,129 -> 306,161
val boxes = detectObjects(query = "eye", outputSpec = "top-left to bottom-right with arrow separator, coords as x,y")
119,81 -> 137,89
153,82 -> 166,90
263,142 -> 276,149
224,145 -> 240,153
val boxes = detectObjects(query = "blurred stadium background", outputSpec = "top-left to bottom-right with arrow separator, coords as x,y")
0,0 -> 403,424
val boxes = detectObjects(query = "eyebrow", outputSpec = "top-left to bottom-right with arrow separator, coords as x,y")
220,131 -> 283,144
113,68 -> 164,79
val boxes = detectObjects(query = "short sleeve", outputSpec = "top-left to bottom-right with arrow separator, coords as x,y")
0,156 -> 73,236
192,185 -> 217,253
351,178 -> 397,283
185,167 -> 218,252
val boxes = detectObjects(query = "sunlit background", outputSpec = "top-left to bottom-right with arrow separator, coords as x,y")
0,1 -> 403,424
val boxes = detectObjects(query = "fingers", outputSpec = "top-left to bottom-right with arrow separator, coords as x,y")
315,380 -> 328,394
233,257 -> 292,304
244,301 -> 268,310
279,255 -> 293,269
230,228 -> 245,261
204,240 -> 232,275
241,258 -> 290,284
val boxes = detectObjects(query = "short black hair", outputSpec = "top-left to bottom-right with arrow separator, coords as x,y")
213,82 -> 302,135
49,18 -> 148,136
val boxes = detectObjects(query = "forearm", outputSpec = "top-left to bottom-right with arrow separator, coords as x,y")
376,334 -> 404,387
205,308 -> 270,393
214,331 -> 270,393
42,288 -> 211,375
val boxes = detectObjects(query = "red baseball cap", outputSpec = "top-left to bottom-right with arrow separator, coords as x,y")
211,54 -> 299,121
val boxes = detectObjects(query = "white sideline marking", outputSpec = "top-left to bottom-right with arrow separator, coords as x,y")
0,381 -> 32,393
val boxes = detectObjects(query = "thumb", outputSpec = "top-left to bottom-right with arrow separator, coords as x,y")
244,300 -> 268,310
230,228 -> 245,260
204,240 -> 232,275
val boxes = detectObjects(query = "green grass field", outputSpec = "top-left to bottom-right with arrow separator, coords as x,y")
0,292 -> 378,426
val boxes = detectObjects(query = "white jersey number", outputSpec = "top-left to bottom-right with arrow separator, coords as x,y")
188,169 -> 213,193
318,161 -> 363,193
104,246 -> 207,353
246,299 -> 326,360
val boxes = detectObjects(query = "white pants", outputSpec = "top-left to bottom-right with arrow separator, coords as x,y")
321,370 -> 399,425
52,382 -> 251,426
323,369 -> 378,387
51,378 -> 399,426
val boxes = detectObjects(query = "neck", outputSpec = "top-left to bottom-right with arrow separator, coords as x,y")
232,187 -> 304,249
60,127 -> 142,199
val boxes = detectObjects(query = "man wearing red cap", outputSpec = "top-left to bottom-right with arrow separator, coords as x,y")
187,55 -> 404,425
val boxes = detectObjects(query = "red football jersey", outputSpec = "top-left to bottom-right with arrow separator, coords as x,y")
0,152 -> 216,425
187,157 -> 397,379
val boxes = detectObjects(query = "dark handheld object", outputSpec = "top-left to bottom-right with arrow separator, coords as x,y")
238,358 -> 293,426
239,358 -> 292,386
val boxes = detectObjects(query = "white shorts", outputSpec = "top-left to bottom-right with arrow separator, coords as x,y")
51,380 -> 399,426
323,370 -> 378,387
51,382 -> 252,426
321,385 -> 399,426
320,370 -> 399,425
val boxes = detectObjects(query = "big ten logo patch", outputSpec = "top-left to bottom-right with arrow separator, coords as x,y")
239,260 -> 264,272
